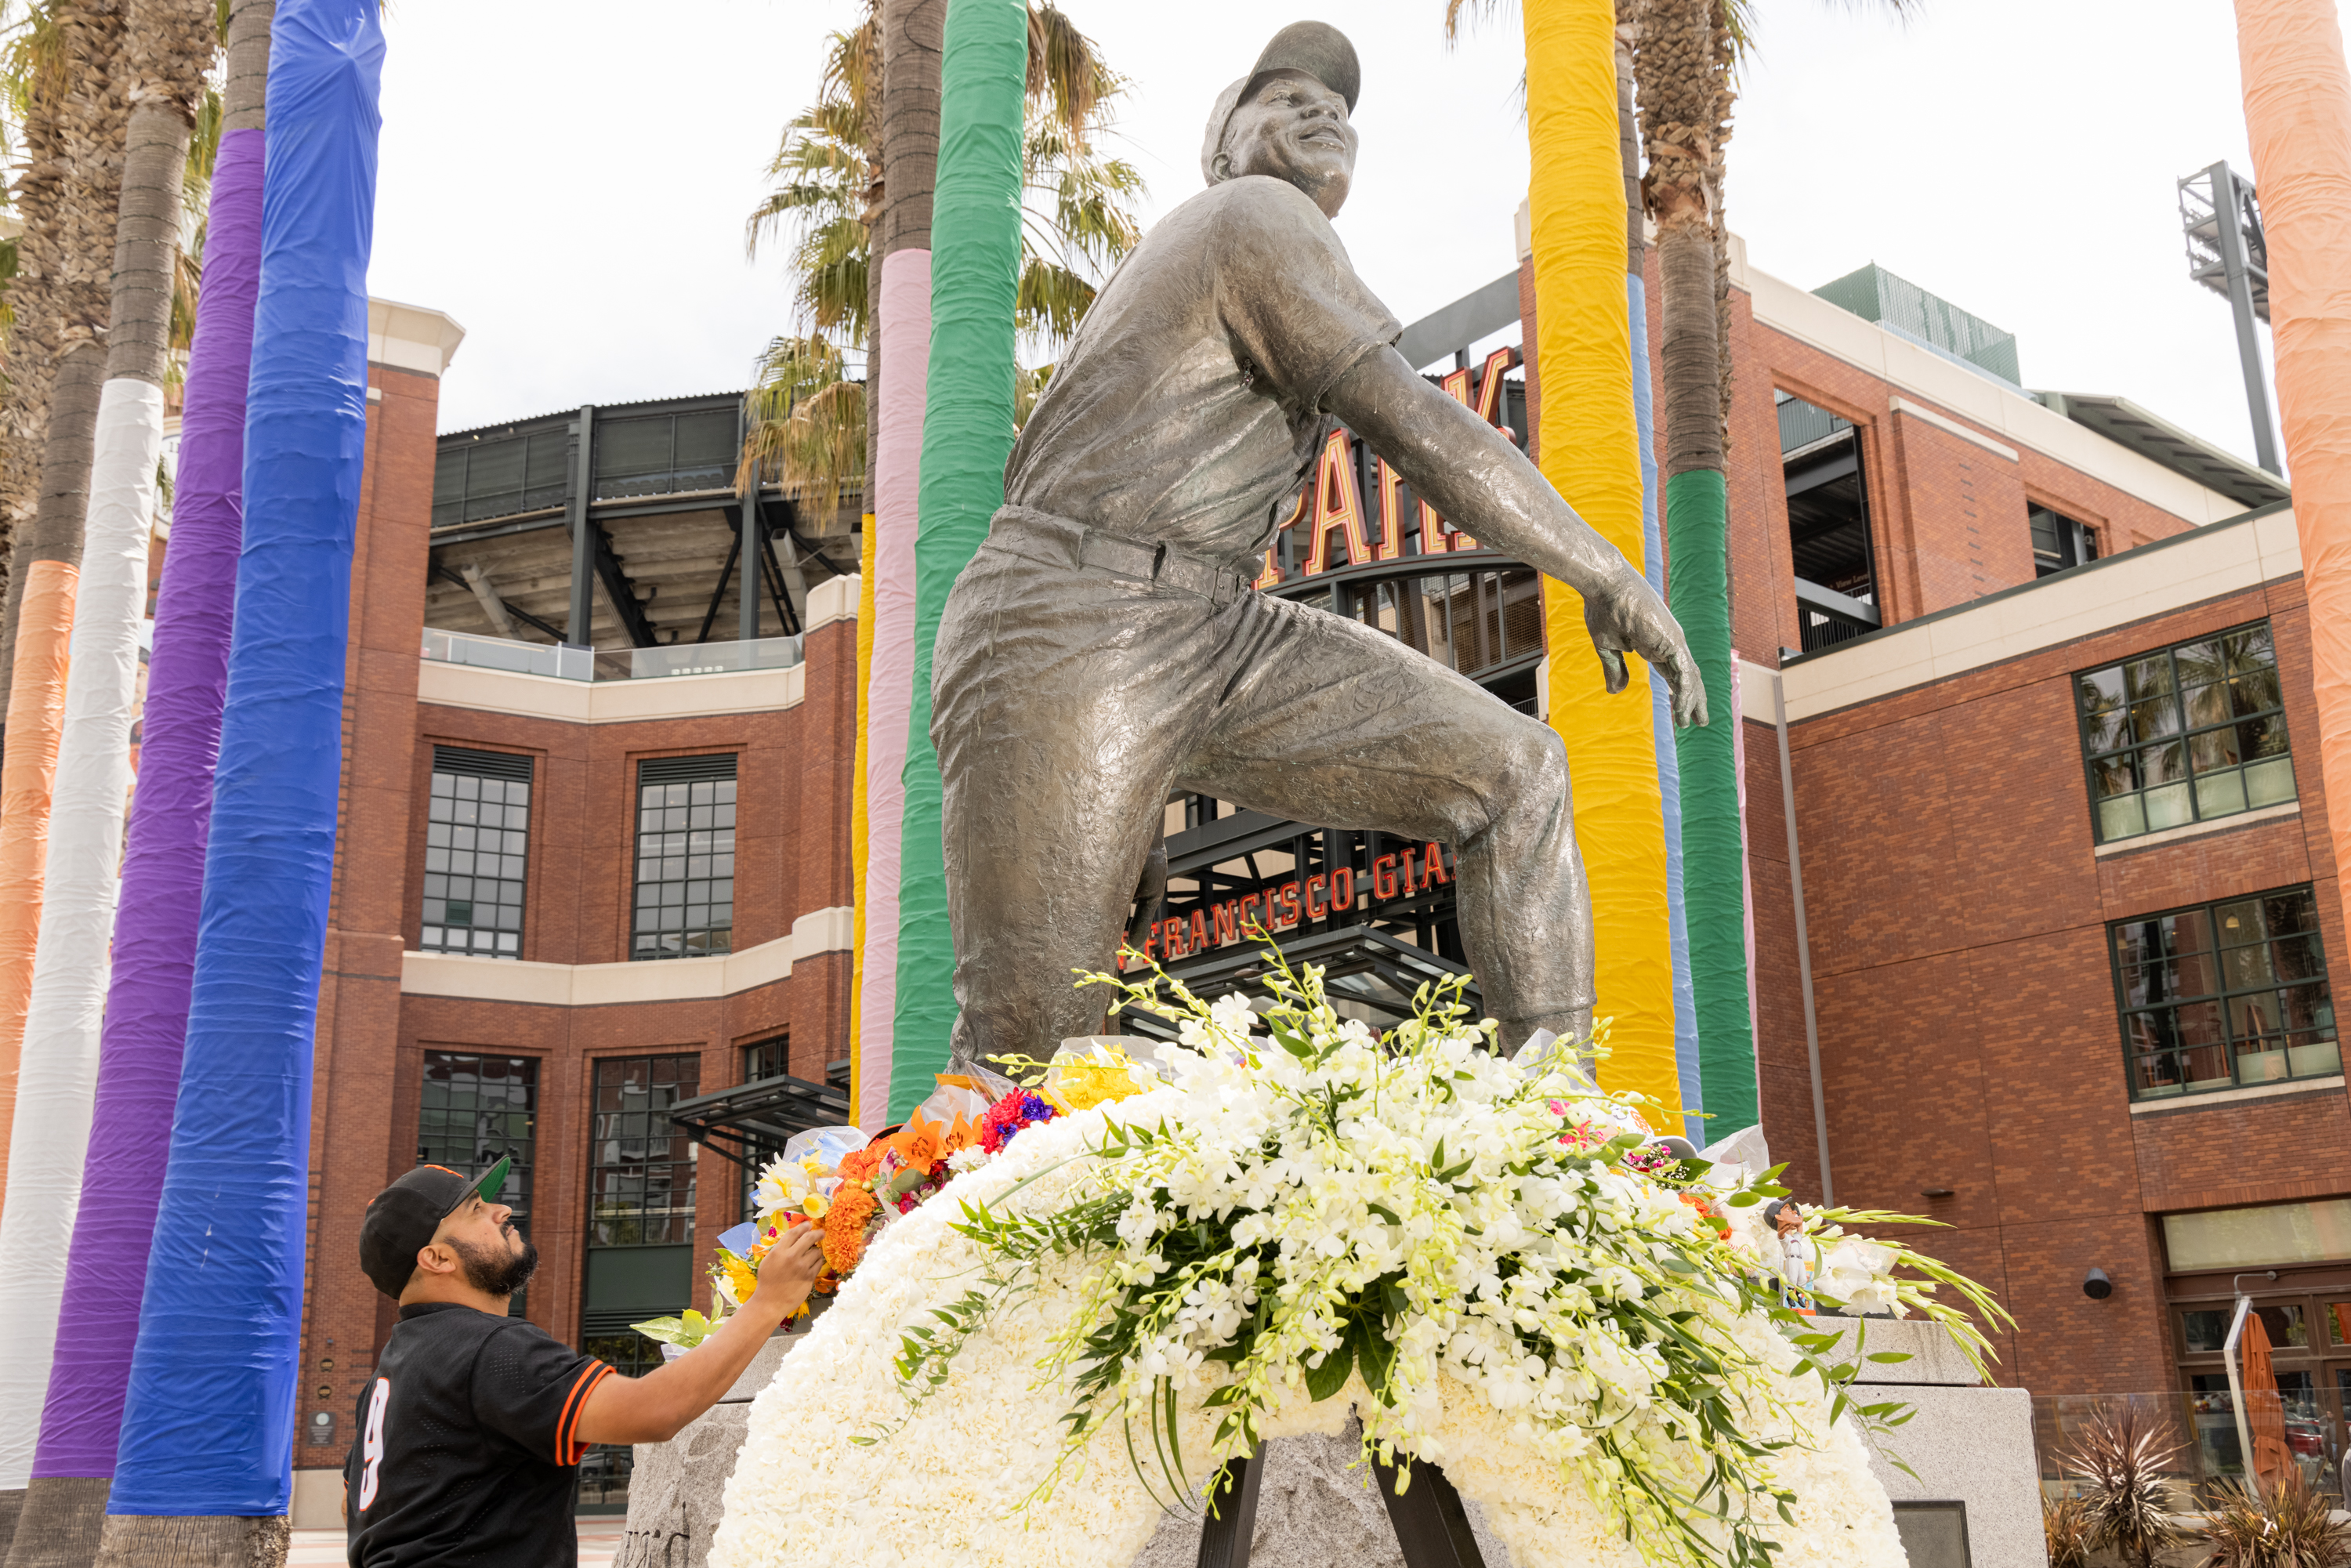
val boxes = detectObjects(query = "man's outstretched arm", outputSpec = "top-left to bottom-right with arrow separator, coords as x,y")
574,1225 -> 826,1445
1323,346 -> 1708,729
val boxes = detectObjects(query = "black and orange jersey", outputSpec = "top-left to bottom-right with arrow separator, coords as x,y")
344,1301 -> 614,1567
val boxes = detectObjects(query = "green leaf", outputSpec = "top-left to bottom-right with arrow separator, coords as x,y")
1351,1314 -> 1396,1400
1302,1338 -> 1355,1402
1366,1203 -> 1403,1226
1865,1352 -> 1913,1363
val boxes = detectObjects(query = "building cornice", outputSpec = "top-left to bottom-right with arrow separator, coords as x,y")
399,905 -> 853,1006
1780,502 -> 2300,723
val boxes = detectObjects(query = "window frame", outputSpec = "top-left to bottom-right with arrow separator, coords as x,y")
2106,883 -> 2340,1103
2074,620 -> 2295,846
629,755 -> 739,962
584,1053 -> 702,1249
420,748 -> 534,959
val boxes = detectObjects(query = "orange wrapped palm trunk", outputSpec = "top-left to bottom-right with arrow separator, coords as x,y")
2236,0 -> 2351,938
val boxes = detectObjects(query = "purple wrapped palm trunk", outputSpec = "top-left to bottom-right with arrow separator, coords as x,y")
30,125 -> 263,1480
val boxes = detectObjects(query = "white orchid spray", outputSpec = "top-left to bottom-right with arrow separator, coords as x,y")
870,951 -> 2007,1568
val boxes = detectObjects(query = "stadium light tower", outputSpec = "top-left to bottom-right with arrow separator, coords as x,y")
2179,161 -> 2283,476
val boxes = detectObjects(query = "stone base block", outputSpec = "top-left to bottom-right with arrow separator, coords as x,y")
617,1403 -> 752,1568
1863,1384 -> 2047,1568
1129,1425 -> 1513,1568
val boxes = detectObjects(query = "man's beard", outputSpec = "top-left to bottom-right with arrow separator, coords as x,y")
452,1227 -> 539,1298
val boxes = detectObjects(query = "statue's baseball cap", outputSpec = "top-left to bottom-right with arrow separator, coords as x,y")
358,1156 -> 512,1300
1200,21 -> 1362,183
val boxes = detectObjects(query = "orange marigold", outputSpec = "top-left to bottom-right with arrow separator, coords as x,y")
821,1184 -> 878,1276
837,1144 -> 884,1183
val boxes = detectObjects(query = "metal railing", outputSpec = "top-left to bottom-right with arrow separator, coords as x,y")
421,628 -> 802,683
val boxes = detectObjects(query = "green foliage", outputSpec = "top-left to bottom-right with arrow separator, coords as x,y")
739,2 -> 1144,509
629,1308 -> 717,1350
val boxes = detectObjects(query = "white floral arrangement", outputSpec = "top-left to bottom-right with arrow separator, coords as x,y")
711,957 -> 2005,1568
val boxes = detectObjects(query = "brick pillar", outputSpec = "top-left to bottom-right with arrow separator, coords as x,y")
296,360 -> 440,1468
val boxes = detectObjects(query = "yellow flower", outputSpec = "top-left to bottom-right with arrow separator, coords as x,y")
800,1192 -> 830,1219
1045,1048 -> 1154,1113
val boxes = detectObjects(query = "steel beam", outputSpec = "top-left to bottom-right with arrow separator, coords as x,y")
565,405 -> 596,646
697,533 -> 742,645
591,524 -> 660,650
738,395 -> 764,644
2205,161 -> 2284,476
429,560 -> 567,643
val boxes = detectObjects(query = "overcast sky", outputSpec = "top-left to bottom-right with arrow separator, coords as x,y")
371,0 -> 2284,468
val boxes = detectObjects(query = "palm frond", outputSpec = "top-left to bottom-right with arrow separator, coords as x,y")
738,335 -> 867,520
1442,0 -> 1512,44
1025,4 -> 1116,150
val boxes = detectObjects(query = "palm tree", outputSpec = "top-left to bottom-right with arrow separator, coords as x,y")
1450,0 -> 1908,1133
0,0 -> 212,1548
0,0 -> 129,722
738,2 -> 1141,507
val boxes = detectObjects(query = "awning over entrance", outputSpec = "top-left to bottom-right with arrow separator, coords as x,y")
666,1071 -> 850,1168
1122,923 -> 1479,1039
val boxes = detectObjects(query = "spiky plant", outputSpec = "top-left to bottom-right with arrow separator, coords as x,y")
2202,1477 -> 2351,1568
2044,1490 -> 2094,1568
2067,1404 -> 2183,1568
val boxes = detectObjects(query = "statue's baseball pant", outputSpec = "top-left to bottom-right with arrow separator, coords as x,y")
931,507 -> 1595,1064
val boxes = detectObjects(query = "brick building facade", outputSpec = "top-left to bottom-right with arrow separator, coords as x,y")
1672,237 -> 2340,1484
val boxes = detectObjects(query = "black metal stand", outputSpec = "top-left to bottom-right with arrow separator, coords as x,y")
1193,1450 -> 1266,1568
1192,1445 -> 1487,1568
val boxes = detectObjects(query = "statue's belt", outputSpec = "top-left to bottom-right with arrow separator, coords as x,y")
989,506 -> 1255,607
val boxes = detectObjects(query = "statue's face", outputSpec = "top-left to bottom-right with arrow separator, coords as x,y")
1214,69 -> 1357,219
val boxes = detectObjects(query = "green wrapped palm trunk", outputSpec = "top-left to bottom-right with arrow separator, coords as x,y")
1665,465 -> 1753,1133
891,0 -> 1026,1117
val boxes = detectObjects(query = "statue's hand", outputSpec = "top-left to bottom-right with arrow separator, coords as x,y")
1583,569 -> 1708,728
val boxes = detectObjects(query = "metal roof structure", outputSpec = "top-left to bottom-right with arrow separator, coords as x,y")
427,389 -> 860,675
2034,391 -> 2290,511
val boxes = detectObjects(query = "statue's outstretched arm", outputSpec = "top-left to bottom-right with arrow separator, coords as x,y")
1325,347 -> 1709,730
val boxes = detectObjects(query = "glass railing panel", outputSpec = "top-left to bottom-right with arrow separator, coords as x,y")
421,628 -> 594,682
625,637 -> 802,679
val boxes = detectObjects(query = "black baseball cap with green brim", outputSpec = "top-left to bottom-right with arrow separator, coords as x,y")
359,1156 -> 512,1300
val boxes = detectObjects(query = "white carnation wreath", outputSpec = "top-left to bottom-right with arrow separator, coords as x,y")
710,961 -> 2001,1568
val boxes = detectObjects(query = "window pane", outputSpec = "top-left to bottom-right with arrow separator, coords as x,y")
2141,741 -> 2187,785
2197,771 -> 2248,818
2246,755 -> 2297,807
2132,697 -> 2183,741
2184,1309 -> 2230,1353
2144,782 -> 2193,830
2125,654 -> 2175,699
2190,730 -> 2242,775
631,762 -> 738,961
419,766 -> 529,958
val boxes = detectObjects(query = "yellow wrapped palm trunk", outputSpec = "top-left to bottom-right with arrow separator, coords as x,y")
1522,0 -> 1680,1128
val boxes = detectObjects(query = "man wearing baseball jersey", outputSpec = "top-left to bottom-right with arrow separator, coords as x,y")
344,1158 -> 823,1566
